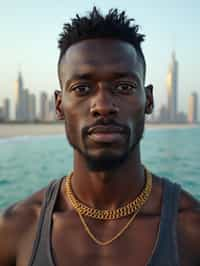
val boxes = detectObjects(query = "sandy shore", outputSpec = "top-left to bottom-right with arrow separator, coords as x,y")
0,123 -> 199,138
0,123 -> 65,138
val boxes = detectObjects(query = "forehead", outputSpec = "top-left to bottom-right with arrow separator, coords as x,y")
60,39 -> 144,81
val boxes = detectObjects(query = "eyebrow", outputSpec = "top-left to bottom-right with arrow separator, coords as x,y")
69,73 -> 95,81
66,71 -> 140,84
111,72 -> 140,80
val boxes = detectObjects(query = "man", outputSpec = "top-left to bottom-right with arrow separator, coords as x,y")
0,7 -> 200,266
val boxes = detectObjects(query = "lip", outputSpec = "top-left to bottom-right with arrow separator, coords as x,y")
88,125 -> 124,134
88,125 -> 125,143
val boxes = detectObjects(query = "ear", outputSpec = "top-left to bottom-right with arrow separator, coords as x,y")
54,90 -> 64,120
144,84 -> 154,114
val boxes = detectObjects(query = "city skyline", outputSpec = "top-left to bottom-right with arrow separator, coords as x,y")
0,55 -> 199,123
1,49 -> 200,121
0,1 -> 200,117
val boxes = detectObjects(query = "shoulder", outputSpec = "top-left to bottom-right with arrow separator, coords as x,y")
1,185 -> 46,222
158,178 -> 200,264
177,185 -> 200,264
0,185 -> 47,265
178,185 -> 200,226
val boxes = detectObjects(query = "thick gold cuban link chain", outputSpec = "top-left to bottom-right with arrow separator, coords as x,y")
65,167 -> 152,220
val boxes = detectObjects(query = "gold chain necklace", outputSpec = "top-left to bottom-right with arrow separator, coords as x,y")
77,206 -> 141,246
65,168 -> 152,220
65,168 -> 152,246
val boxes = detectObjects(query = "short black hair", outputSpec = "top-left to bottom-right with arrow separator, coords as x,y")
58,7 -> 146,83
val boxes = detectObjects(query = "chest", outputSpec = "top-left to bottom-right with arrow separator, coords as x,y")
16,211 -> 189,266
51,212 -> 160,266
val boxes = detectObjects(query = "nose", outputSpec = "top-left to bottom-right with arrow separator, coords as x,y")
90,84 -> 119,118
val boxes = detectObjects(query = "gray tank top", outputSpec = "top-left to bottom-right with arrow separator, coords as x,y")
28,177 -> 181,266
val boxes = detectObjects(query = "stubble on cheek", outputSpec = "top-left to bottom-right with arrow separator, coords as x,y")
64,112 -> 87,152
127,110 -> 145,150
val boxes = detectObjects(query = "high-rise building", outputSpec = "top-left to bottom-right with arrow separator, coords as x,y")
158,105 -> 169,123
3,98 -> 10,121
40,92 -> 49,121
23,88 -> 30,120
22,89 -> 37,121
15,72 -> 38,121
29,93 -> 36,121
0,107 -> 4,121
166,52 -> 178,122
188,92 -> 198,123
48,95 -> 56,121
15,72 -> 24,121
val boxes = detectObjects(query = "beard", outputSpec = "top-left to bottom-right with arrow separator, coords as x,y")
65,115 -> 145,172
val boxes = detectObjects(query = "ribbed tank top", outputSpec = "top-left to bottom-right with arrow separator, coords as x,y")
28,177 -> 181,266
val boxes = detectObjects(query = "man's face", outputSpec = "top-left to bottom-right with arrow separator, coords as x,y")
56,39 -> 153,171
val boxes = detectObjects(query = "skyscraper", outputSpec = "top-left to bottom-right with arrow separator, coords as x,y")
0,107 -> 4,121
23,88 -> 30,120
15,72 -> 24,121
166,51 -> 178,122
48,95 -> 56,121
3,98 -> 10,121
40,91 -> 49,121
29,93 -> 36,121
188,92 -> 198,123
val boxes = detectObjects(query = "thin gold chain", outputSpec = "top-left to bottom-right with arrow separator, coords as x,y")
77,207 -> 141,246
65,168 -> 152,246
65,168 -> 152,220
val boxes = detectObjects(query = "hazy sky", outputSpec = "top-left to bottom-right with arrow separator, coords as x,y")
0,0 -> 200,116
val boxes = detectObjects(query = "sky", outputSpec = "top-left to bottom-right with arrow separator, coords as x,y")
0,0 -> 200,117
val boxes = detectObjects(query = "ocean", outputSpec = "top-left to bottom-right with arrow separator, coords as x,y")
0,126 -> 200,210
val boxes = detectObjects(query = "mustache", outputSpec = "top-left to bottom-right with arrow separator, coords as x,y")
82,118 -> 130,136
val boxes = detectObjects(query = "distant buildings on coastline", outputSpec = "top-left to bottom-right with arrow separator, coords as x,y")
0,52 -> 199,123
0,98 -> 10,122
148,52 -> 199,124
167,51 -> 178,122
188,92 -> 198,123
0,72 -> 56,122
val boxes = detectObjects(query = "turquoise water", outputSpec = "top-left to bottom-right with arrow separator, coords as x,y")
0,127 -> 200,210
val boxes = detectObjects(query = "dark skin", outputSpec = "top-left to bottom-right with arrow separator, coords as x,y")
0,39 -> 200,266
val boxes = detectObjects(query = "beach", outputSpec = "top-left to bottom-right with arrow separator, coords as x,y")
0,123 -> 199,138
0,123 -> 65,138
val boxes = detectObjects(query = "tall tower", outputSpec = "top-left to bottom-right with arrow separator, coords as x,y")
166,51 -> 178,122
3,98 -> 10,121
29,93 -> 36,121
40,91 -> 49,121
188,92 -> 198,123
48,95 -> 56,121
15,72 -> 24,121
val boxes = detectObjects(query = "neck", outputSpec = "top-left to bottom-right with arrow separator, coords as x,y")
70,145 -> 146,210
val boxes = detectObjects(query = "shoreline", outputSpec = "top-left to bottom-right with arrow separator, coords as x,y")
0,124 -> 65,139
0,123 -> 199,139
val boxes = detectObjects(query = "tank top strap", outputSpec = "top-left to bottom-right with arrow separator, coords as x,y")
148,178 -> 181,266
28,177 -> 63,266
160,178 -> 181,225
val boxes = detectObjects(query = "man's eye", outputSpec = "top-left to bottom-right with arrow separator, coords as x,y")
114,82 -> 137,94
72,85 -> 91,95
